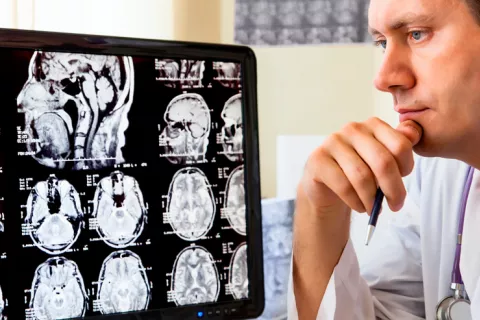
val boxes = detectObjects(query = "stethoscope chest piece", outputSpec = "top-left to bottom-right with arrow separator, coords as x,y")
436,296 -> 471,320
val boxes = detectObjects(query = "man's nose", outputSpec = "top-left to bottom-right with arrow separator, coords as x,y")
373,47 -> 415,93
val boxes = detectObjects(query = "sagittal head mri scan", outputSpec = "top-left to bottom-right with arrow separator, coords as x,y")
16,51 -> 134,170
29,256 -> 88,320
167,167 -> 216,241
92,170 -> 148,248
97,250 -> 151,314
159,93 -> 211,165
221,93 -> 244,162
171,245 -> 220,306
213,62 -> 241,89
24,174 -> 84,255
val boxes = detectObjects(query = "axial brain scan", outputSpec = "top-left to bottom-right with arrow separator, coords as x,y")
92,170 -> 147,248
167,167 -> 216,241
171,245 -> 220,306
25,174 -> 84,255
30,257 -> 88,320
224,165 -> 246,235
221,94 -> 243,162
228,242 -> 248,300
17,51 -> 134,170
159,93 -> 211,164
97,250 -> 151,314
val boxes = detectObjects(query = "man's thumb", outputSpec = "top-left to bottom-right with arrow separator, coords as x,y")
396,120 -> 423,145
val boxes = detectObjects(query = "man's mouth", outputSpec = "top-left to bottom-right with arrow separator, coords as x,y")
395,107 -> 429,122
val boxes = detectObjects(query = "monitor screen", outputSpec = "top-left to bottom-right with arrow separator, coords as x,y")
0,29 -> 263,320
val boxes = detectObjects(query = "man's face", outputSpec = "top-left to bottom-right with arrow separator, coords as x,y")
369,0 -> 480,160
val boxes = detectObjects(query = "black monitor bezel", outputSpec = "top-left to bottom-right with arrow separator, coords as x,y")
0,28 -> 264,320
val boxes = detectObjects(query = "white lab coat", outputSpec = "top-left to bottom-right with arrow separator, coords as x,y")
287,156 -> 480,319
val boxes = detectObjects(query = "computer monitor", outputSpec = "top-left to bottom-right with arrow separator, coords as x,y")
0,28 -> 263,320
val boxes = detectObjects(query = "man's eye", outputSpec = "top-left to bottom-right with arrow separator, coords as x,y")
374,40 -> 387,49
411,31 -> 423,41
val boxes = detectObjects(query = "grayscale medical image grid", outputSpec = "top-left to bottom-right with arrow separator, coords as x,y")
0,49 -> 248,319
234,0 -> 371,45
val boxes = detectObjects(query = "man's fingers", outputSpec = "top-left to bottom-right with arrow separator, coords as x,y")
305,147 -> 365,213
345,122 -> 407,212
326,134 -> 378,214
396,120 -> 423,146
363,118 -> 421,177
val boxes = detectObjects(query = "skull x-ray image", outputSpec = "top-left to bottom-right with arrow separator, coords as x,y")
92,170 -> 147,248
166,167 -> 215,241
213,62 -> 241,89
224,165 -> 246,235
155,59 -> 205,88
171,245 -> 220,306
29,257 -> 88,320
97,250 -> 151,314
24,174 -> 84,255
257,198 -> 295,320
17,51 -> 134,170
228,242 -> 249,300
220,93 -> 244,162
159,93 -> 211,164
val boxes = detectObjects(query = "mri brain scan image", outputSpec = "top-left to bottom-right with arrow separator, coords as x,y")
224,165 -> 246,235
29,257 -> 88,320
213,62 -> 241,88
97,250 -> 151,314
257,198 -> 294,320
155,59 -> 205,88
262,226 -> 293,319
167,167 -> 215,241
25,174 -> 84,255
228,242 -> 248,300
159,93 -> 211,164
17,51 -> 134,170
220,93 -> 243,162
171,245 -> 220,306
92,170 -> 147,248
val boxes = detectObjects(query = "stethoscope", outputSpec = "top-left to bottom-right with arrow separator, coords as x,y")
435,166 -> 474,319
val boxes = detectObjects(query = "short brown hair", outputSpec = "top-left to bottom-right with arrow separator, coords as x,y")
465,0 -> 480,23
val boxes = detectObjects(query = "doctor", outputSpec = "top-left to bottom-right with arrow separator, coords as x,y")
288,0 -> 480,319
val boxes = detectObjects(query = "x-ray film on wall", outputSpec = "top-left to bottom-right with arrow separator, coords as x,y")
234,0 -> 372,46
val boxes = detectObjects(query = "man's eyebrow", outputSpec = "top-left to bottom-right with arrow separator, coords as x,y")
368,13 -> 434,36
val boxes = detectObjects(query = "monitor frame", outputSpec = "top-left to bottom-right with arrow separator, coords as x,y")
0,28 -> 264,320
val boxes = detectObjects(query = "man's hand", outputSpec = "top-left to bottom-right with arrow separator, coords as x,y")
292,117 -> 422,319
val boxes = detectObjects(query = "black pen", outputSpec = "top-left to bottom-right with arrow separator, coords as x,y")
364,188 -> 384,245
